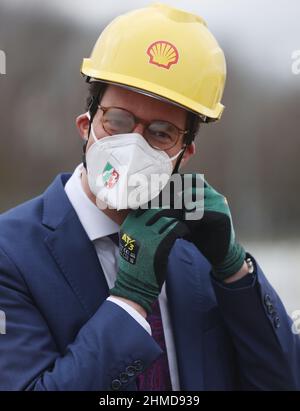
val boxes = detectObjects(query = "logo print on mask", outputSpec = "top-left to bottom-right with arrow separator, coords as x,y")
102,162 -> 119,188
147,40 -> 179,69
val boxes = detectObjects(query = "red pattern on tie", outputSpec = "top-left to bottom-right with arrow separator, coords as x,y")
136,299 -> 172,391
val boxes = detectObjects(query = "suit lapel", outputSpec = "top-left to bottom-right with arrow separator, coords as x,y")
166,242 -> 214,390
42,174 -> 109,319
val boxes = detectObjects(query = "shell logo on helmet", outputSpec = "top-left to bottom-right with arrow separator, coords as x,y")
147,40 -> 179,70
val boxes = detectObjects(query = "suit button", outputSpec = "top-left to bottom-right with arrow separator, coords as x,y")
111,379 -> 122,391
264,294 -> 272,306
267,304 -> 275,315
126,365 -> 136,377
274,316 -> 281,329
133,360 -> 144,372
119,372 -> 129,384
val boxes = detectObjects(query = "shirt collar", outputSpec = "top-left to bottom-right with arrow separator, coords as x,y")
64,164 -> 120,241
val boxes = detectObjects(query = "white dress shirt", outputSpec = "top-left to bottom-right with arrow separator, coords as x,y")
65,164 -> 180,390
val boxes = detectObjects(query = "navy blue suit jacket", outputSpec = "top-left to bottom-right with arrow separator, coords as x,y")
0,174 -> 299,391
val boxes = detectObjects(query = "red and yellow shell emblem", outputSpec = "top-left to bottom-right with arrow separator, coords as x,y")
147,41 -> 179,69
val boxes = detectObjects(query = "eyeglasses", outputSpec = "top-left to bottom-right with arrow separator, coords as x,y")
97,105 -> 188,150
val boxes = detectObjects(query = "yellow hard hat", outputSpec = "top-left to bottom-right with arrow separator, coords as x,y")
81,3 -> 226,122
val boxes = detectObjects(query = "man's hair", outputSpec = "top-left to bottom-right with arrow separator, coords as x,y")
85,81 -> 107,113
85,82 -> 201,145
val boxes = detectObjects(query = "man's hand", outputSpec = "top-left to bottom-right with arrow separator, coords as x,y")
110,208 -> 189,314
166,174 -> 247,282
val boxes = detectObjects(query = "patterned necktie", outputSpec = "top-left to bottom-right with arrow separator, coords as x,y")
136,299 -> 172,391
109,233 -> 172,391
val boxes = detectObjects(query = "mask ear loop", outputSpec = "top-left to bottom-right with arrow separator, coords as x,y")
82,85 -> 107,169
172,112 -> 200,174
82,96 -> 99,169
172,145 -> 187,174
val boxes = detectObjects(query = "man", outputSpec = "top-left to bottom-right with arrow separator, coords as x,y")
0,4 -> 299,391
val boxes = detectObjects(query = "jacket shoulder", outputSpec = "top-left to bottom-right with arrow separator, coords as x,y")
0,195 -> 44,234
0,173 -> 71,249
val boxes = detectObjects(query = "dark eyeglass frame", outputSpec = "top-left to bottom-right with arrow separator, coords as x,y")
97,105 -> 189,150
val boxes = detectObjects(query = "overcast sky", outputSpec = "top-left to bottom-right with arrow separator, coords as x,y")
1,0 -> 299,31
1,0 -> 299,29
1,0 -> 300,84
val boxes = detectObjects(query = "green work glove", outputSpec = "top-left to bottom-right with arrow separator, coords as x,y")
110,208 -> 189,314
166,174 -> 246,281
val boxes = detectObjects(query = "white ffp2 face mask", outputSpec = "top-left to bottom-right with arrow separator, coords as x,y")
85,119 -> 183,210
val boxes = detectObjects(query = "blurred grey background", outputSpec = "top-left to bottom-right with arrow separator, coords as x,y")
0,0 -> 299,312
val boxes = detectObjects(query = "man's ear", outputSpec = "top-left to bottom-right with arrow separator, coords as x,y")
180,142 -> 196,168
76,113 -> 90,141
